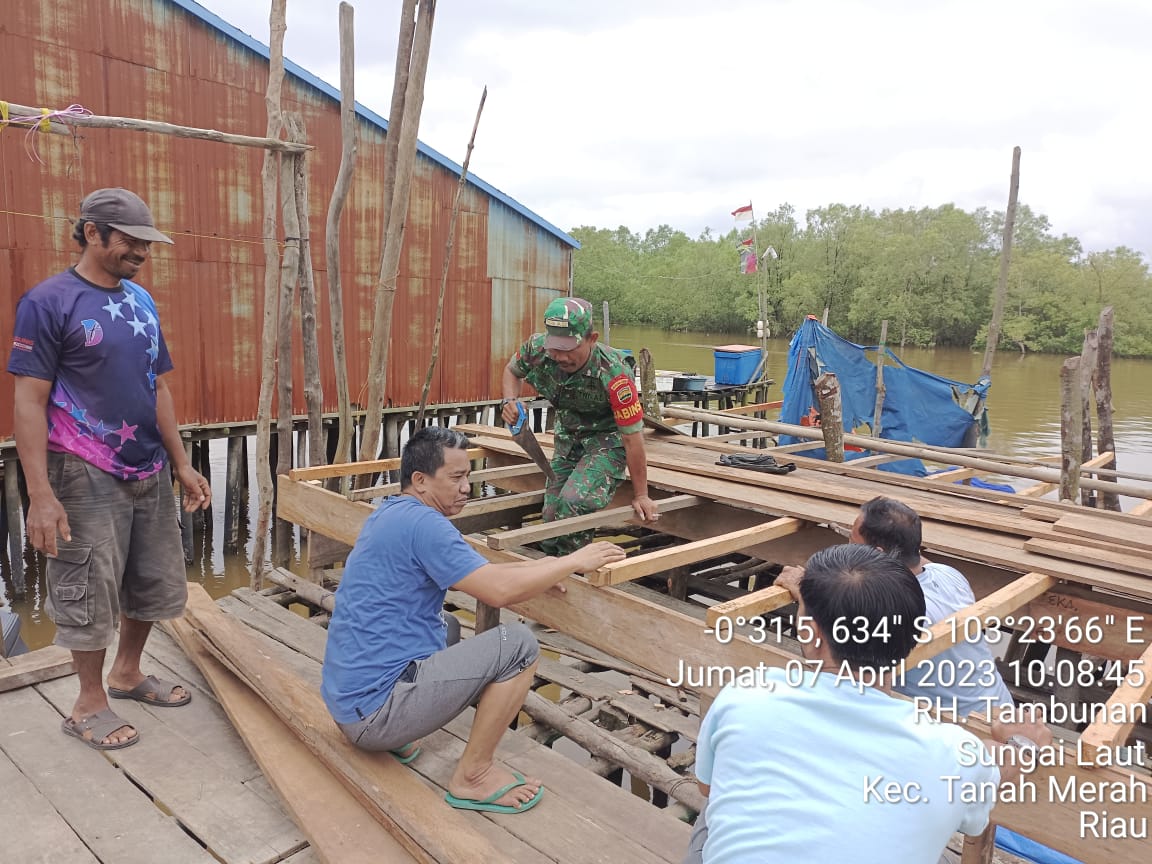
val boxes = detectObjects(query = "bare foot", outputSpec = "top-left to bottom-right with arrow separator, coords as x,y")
448,762 -> 542,809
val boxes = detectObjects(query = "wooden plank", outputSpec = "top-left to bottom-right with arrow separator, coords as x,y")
906,573 -> 1058,666
1053,512 -> 1152,554
181,585 -> 510,864
308,531 -> 353,568
1024,538 -> 1152,578
705,585 -> 794,628
34,665 -> 309,864
764,440 -> 825,453
1131,499 -> 1152,517
588,517 -> 804,586
533,655 -> 701,742
453,490 -> 544,518
287,448 -> 486,481
0,645 -> 75,693
0,747 -> 99,864
0,685 -> 216,864
718,400 -> 782,415
1017,482 -> 1057,498
348,462 -> 540,501
487,494 -> 700,550
844,453 -> 905,468
1019,505 -> 1061,521
167,617 -> 416,864
1078,639 -> 1152,760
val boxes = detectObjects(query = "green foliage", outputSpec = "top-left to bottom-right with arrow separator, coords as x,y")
572,204 -> 1152,356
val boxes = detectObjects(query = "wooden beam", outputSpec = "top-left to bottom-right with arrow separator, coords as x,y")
906,573 -> 1057,666
766,440 -> 826,454
487,494 -> 700,550
705,586 -> 794,628
0,101 -> 312,153
0,646 -> 75,693
288,447 -> 487,481
1132,500 -> 1152,517
1024,538 -> 1152,578
348,462 -> 538,501
588,517 -> 805,587
1053,512 -> 1152,554
845,453 -> 905,468
1078,639 -> 1152,760
719,400 -> 783,415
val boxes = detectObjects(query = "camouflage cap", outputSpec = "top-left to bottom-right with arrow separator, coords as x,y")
543,297 -> 593,351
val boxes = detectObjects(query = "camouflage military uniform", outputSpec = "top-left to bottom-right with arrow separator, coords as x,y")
509,334 -> 644,555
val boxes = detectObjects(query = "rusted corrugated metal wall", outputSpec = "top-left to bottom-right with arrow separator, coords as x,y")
0,0 -> 573,439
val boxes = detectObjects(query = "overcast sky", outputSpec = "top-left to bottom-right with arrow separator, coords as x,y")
194,0 -> 1151,257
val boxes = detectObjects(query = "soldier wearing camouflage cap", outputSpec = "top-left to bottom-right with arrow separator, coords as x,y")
501,297 -> 658,555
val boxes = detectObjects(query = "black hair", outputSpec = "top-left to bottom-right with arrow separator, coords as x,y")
799,544 -> 926,669
856,496 -> 922,567
72,219 -> 115,249
400,426 -> 471,489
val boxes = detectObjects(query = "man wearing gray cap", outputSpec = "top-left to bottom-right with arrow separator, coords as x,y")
7,188 -> 211,750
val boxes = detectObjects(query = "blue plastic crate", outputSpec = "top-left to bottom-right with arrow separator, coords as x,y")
713,344 -> 762,385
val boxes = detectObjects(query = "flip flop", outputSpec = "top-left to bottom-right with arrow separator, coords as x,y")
445,771 -> 544,815
61,709 -> 139,750
108,674 -> 192,707
390,743 -> 421,764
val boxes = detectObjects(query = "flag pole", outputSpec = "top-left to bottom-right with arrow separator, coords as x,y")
746,203 -> 768,381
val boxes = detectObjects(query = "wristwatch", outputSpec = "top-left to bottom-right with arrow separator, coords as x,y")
1005,734 -> 1038,753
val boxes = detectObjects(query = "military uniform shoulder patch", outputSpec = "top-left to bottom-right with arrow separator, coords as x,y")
607,374 -> 643,427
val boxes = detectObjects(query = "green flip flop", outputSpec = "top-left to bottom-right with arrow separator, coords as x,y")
445,771 -> 544,815
390,743 -> 421,764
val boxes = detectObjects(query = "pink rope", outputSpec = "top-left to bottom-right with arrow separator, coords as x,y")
4,104 -> 93,164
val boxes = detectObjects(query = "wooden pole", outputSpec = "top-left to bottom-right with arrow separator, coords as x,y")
0,101 -> 309,153
1059,356 -> 1083,504
981,146 -> 1021,379
659,405 -> 1152,500
224,435 -> 245,552
638,347 -> 661,420
250,0 -> 288,587
324,2 -> 357,480
286,113 -> 324,472
359,0 -> 432,465
1093,306 -> 1121,511
872,319 -> 888,437
416,86 -> 488,423
273,117 -> 303,568
1079,328 -> 1099,507
602,301 -> 611,347
3,461 -> 25,594
814,372 -> 844,462
180,439 -> 195,564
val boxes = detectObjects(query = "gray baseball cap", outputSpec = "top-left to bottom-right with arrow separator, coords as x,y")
79,188 -> 174,244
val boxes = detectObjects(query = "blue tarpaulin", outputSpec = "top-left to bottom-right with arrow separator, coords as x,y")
779,318 -> 990,476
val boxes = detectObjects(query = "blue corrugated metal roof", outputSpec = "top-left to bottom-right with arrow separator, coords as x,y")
169,0 -> 579,249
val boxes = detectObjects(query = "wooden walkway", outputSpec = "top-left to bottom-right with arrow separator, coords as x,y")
0,594 -> 690,864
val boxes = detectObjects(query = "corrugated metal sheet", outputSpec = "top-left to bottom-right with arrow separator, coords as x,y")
0,0 -> 574,439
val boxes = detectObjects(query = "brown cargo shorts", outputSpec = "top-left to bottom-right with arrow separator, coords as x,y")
45,452 -> 188,651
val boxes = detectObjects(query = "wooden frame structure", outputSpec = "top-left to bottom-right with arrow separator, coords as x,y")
278,425 -> 1151,863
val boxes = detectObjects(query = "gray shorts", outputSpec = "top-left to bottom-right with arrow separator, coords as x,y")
46,451 -> 188,651
338,619 -> 539,752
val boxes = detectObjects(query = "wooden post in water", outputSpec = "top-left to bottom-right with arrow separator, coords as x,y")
1059,356 -> 1083,503
180,439 -> 195,564
251,0 -> 289,587
1092,306 -> 1120,511
872,319 -> 888,437
225,435 -> 245,552
3,460 -> 25,593
981,146 -> 1021,380
602,301 -> 611,348
325,2 -> 357,478
638,348 -> 661,421
814,372 -> 845,462
1079,328 -> 1099,507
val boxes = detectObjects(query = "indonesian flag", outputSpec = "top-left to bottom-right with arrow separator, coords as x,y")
732,203 -> 753,223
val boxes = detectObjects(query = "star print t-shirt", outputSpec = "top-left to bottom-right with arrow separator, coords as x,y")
7,268 -> 173,480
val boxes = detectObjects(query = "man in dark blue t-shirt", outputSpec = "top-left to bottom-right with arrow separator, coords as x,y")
7,188 -> 211,751
322,426 -> 625,814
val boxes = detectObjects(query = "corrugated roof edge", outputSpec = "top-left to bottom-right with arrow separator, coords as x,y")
169,0 -> 579,249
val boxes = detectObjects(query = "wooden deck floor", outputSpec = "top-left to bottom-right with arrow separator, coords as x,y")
0,598 -> 690,864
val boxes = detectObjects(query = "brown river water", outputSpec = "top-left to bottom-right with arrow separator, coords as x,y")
4,325 -> 1151,649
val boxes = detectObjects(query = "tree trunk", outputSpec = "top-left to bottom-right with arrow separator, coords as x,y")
1078,328 -> 1098,507
1093,307 -> 1120,511
814,372 -> 844,462
981,146 -> 1021,379
872,319 -> 888,437
1059,357 -> 1083,504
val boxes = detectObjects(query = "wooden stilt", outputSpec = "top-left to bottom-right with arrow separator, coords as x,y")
225,435 -> 244,552
814,372 -> 844,462
1079,329 -> 1099,507
1093,307 -> 1120,511
3,461 -> 25,593
1059,357 -> 1083,504
180,440 -> 194,564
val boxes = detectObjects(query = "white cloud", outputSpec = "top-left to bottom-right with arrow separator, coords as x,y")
194,0 -> 1152,255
